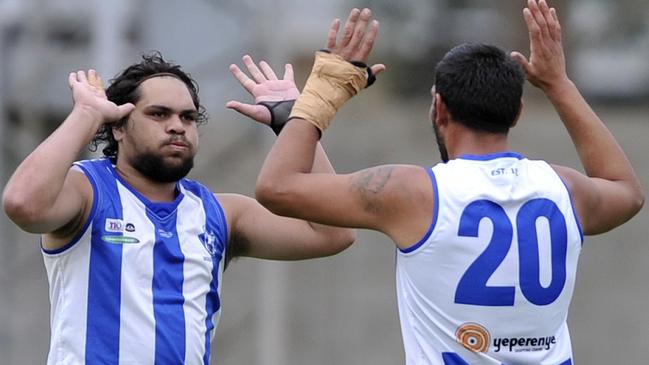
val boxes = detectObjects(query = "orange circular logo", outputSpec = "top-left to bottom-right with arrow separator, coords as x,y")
456,323 -> 491,353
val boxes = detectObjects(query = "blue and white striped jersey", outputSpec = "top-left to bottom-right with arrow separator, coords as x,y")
396,152 -> 583,365
42,158 -> 228,365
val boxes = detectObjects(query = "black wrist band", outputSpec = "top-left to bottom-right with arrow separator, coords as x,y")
258,100 -> 296,135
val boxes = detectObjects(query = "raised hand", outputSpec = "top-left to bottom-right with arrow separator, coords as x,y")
226,55 -> 299,126
510,0 -> 569,92
326,8 -> 385,77
68,69 -> 134,123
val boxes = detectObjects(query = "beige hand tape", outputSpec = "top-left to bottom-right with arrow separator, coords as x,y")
289,51 -> 368,133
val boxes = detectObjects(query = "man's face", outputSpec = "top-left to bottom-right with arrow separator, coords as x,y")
117,76 -> 200,183
429,86 -> 449,163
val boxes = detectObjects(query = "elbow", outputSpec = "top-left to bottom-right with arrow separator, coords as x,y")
2,188 -> 40,230
255,179 -> 295,217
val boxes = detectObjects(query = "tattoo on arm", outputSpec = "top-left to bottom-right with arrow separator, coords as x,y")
351,166 -> 394,213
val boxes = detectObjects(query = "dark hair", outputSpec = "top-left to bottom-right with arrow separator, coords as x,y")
434,43 -> 524,134
91,51 -> 208,161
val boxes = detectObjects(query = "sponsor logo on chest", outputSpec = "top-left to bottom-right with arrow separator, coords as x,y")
102,218 -> 140,244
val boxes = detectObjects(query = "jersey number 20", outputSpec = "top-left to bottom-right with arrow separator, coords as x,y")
454,198 -> 567,306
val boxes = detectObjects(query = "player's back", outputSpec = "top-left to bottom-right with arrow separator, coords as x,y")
396,152 -> 582,365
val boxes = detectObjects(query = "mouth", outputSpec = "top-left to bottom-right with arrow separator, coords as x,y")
164,139 -> 191,150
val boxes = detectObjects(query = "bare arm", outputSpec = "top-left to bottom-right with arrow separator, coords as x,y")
511,0 -> 644,234
219,193 -> 354,262
256,119 -> 432,248
2,71 -> 134,241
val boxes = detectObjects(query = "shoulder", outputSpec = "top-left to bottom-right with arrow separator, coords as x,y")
213,193 -> 257,226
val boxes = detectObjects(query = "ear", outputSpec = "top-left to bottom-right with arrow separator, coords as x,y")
112,119 -> 127,142
511,99 -> 524,128
434,93 -> 449,127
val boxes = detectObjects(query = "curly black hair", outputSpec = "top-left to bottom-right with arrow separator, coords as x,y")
90,51 -> 208,161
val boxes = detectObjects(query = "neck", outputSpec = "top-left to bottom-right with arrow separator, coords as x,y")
445,122 -> 510,160
114,158 -> 178,202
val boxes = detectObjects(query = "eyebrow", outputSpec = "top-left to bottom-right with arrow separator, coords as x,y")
144,105 -> 198,116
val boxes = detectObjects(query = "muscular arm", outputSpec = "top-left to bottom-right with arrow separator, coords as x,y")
256,119 -> 433,249
512,0 -> 644,234
2,70 -> 133,246
219,193 -> 354,263
548,80 -> 643,234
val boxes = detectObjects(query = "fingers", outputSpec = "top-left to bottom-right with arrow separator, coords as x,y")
548,7 -> 562,42
282,63 -> 294,82
340,8 -> 361,47
326,18 -> 341,50
69,70 -> 105,93
68,72 -> 78,88
116,103 -> 135,118
523,6 -> 541,44
229,63 -> 256,94
358,20 -> 379,62
510,51 -> 530,73
88,69 -> 106,97
76,70 -> 88,84
370,63 -> 386,77
226,101 -> 271,124
87,69 -> 104,90
242,55 -> 267,83
259,60 -> 278,80
347,8 -> 372,52
231,55 -> 284,91
528,0 -> 550,38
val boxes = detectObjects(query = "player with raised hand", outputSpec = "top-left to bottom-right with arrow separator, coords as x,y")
3,51 -> 354,363
256,2 -> 643,364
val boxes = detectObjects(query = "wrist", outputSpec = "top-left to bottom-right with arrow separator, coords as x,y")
289,51 -> 369,134
542,78 -> 576,101
69,105 -> 106,132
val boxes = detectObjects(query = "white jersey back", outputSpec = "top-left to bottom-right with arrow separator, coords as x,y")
42,158 -> 228,365
396,152 -> 582,365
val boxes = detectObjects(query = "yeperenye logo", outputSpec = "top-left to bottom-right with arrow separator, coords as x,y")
456,322 -> 557,353
456,322 -> 491,353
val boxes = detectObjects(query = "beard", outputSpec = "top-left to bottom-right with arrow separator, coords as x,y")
130,149 -> 194,183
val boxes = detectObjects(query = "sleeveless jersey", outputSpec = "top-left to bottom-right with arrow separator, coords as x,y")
396,152 -> 583,365
42,158 -> 228,365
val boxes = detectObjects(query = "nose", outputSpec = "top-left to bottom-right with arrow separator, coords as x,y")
166,114 -> 186,134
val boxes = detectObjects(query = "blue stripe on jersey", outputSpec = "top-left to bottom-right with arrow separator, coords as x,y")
457,151 -> 524,161
147,208 -> 187,364
399,167 -> 439,253
85,161 -> 123,364
441,352 -> 471,365
180,180 -> 228,364
442,353 -> 572,365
